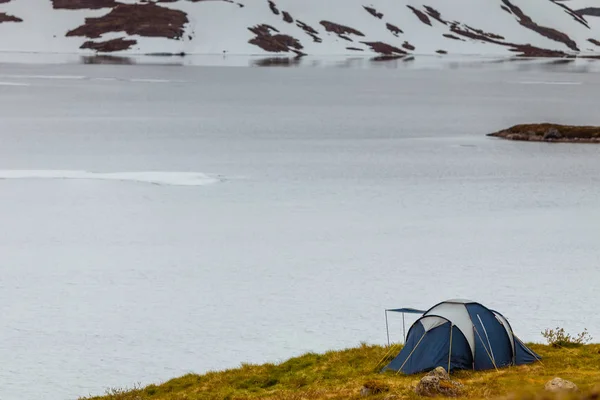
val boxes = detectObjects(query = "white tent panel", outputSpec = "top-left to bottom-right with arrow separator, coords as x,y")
425,303 -> 475,356
444,299 -> 475,304
419,316 -> 449,332
493,311 -> 515,357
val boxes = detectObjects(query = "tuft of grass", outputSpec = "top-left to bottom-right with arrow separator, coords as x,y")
362,379 -> 390,394
541,327 -> 593,348
79,343 -> 600,400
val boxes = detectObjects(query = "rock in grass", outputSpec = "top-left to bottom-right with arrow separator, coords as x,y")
415,367 -> 463,397
429,366 -> 450,380
544,377 -> 578,392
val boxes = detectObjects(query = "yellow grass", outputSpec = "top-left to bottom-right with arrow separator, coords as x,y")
79,343 -> 600,400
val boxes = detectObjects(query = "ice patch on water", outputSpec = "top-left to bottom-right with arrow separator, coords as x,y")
0,81 -> 30,86
0,170 -> 222,186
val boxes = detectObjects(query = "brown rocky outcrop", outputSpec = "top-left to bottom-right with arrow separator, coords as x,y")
248,24 -> 304,54
0,12 -> 21,23
81,37 -> 137,52
576,8 -> 600,17
320,20 -> 364,41
282,11 -> 293,23
296,20 -> 321,42
66,3 -> 188,39
424,6 -> 447,25
267,0 -> 279,15
407,5 -> 431,26
386,23 -> 403,36
361,41 -> 407,55
52,0 -> 119,9
501,0 -> 579,51
364,6 -> 383,19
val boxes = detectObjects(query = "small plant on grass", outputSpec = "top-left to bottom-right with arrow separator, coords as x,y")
541,327 -> 592,348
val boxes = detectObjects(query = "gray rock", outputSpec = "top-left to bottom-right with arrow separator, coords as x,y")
414,368 -> 462,397
429,366 -> 450,380
543,127 -> 563,141
415,376 -> 444,397
360,386 -> 373,397
544,377 -> 578,392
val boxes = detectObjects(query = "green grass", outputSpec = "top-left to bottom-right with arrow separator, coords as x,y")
79,343 -> 600,400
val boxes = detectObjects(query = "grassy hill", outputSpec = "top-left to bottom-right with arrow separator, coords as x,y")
79,343 -> 600,400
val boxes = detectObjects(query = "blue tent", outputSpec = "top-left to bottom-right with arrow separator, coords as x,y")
382,299 -> 541,374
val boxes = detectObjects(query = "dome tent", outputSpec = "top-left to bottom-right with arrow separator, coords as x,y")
382,299 -> 541,374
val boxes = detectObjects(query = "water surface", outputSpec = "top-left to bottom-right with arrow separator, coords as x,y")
0,57 -> 599,400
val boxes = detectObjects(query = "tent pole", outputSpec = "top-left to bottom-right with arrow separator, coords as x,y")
397,331 -> 427,374
474,326 -> 498,371
402,313 -> 406,343
385,310 -> 390,347
448,324 -> 453,374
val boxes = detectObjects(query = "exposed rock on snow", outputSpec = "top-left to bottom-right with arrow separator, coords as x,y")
407,5 -> 432,26
248,24 -> 304,55
363,6 -> 383,20
81,37 -> 137,52
576,8 -> 600,18
362,41 -> 407,55
501,0 -> 579,51
544,377 -> 579,392
2,0 -> 600,56
386,23 -> 403,36
320,21 -> 365,41
51,0 -> 118,9
66,3 -> 188,39
0,10 -> 20,23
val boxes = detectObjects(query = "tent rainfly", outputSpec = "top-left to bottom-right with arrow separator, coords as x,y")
384,307 -> 426,345
382,299 -> 541,374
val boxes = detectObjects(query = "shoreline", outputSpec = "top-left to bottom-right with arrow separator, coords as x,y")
78,343 -> 600,400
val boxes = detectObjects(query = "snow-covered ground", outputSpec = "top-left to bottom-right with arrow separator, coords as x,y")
1,0 -> 600,56
1,60 -> 600,400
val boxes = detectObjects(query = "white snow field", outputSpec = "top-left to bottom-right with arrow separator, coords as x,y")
1,59 -> 600,400
1,0 -> 600,56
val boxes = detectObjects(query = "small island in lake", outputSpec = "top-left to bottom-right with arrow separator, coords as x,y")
488,124 -> 600,143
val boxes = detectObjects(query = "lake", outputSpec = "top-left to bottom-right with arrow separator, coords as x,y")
1,55 -> 599,400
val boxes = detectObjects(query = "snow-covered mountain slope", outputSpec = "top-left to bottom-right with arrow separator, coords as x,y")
1,0 -> 600,57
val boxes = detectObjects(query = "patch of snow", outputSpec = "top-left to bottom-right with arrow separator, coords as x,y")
0,0 -> 600,55
0,81 -> 30,86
